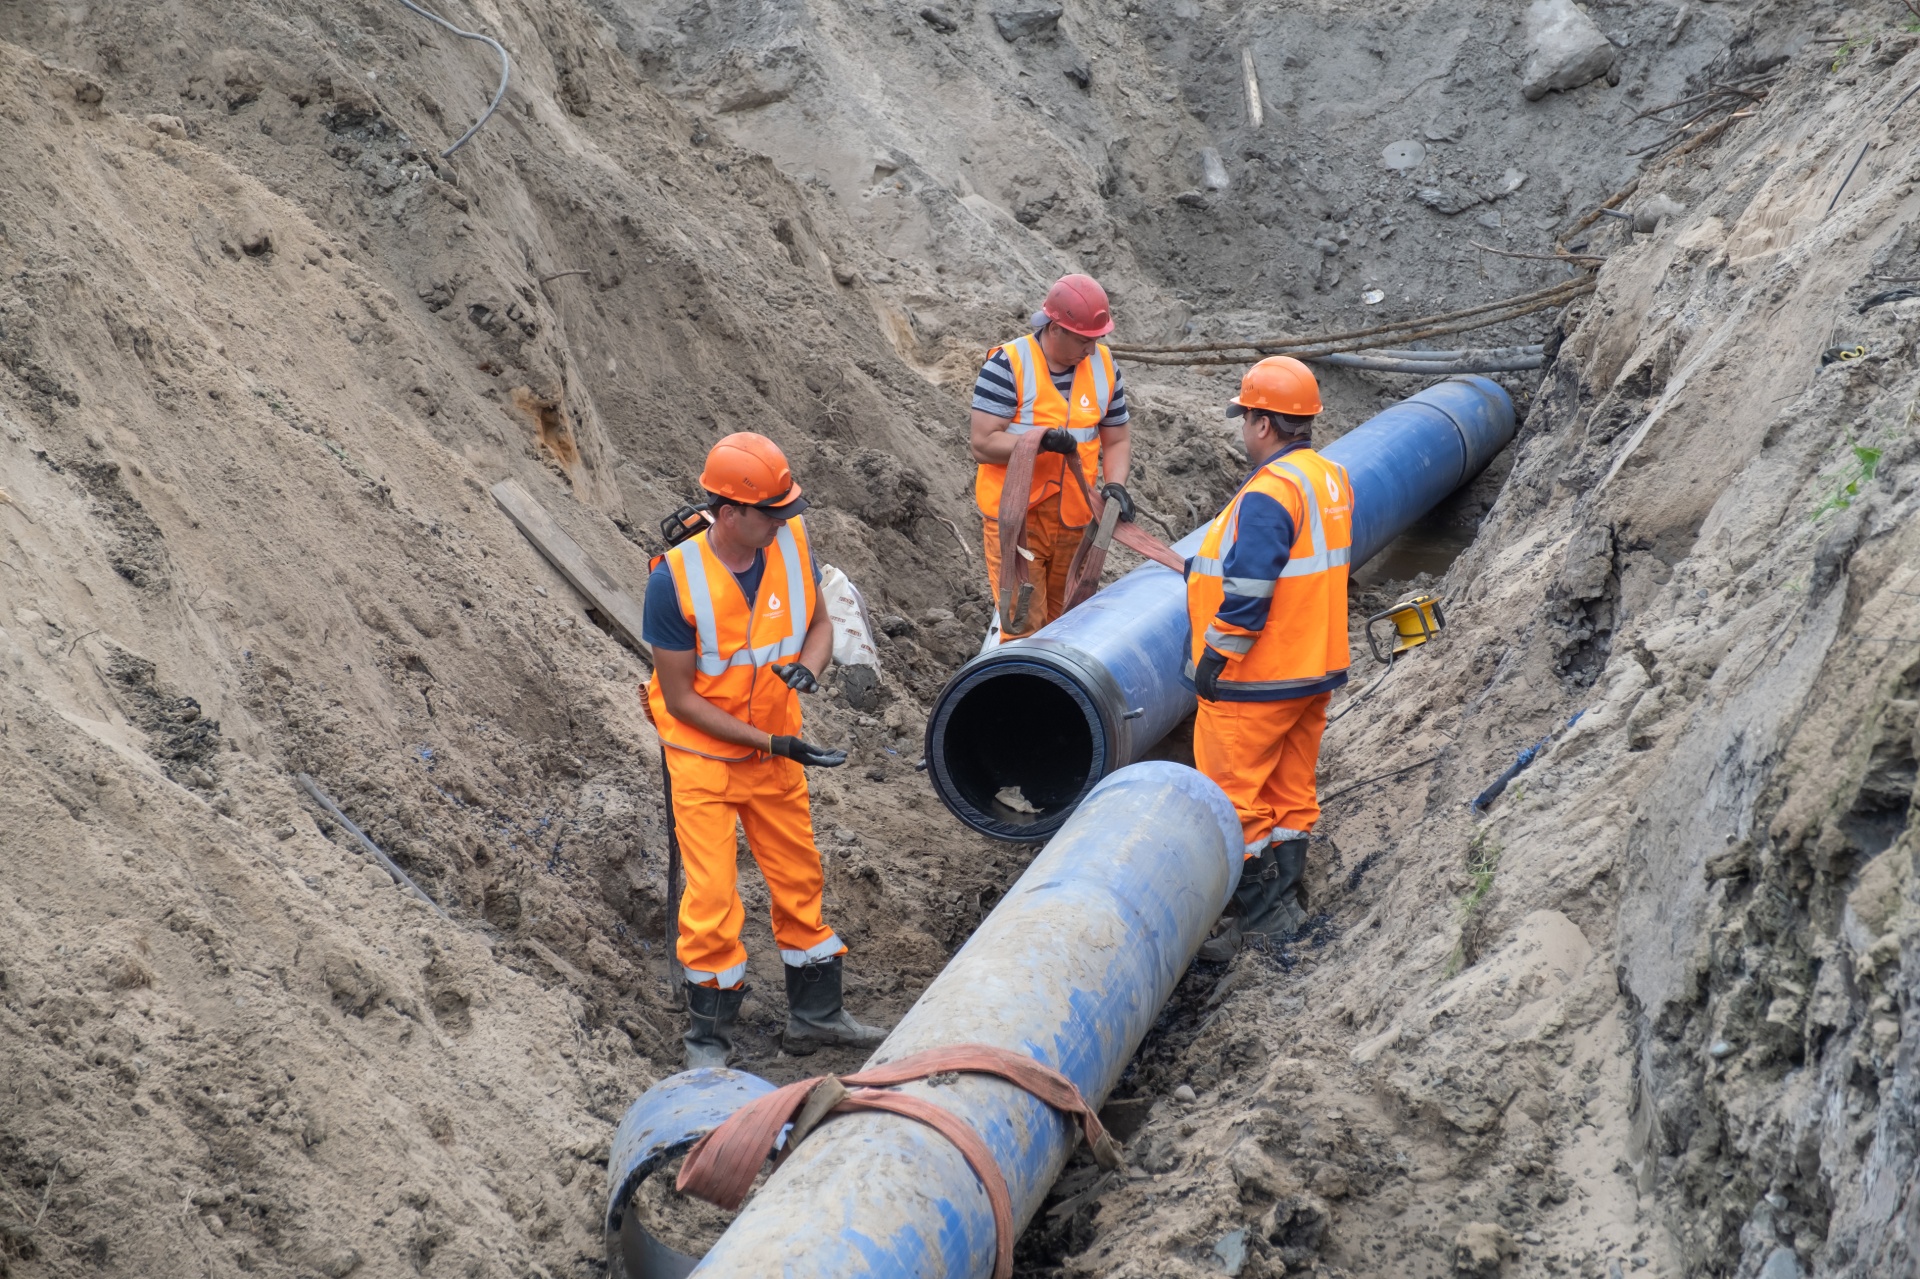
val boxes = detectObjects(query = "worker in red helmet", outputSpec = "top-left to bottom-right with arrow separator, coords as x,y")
643,432 -> 885,1067
969,274 -> 1138,642
1186,358 -> 1354,962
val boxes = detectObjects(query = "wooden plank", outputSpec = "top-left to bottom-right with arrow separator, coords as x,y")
490,478 -> 652,661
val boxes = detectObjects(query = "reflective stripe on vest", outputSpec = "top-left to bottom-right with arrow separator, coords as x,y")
1002,334 -> 1109,443
680,522 -> 810,677
1185,448 -> 1354,697
1271,460 -> 1352,579
974,335 -> 1117,524
646,519 -> 815,759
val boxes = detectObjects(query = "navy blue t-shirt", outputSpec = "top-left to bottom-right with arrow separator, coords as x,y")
642,549 -> 821,652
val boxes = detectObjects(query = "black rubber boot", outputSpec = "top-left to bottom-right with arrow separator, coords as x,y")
1198,838 -> 1308,962
781,956 -> 887,1056
683,981 -> 746,1070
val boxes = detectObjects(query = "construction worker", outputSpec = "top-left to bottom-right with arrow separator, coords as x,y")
642,432 -> 885,1067
969,274 -> 1135,641
1186,357 -> 1353,962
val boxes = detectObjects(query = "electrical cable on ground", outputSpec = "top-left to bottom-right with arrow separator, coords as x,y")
1826,77 -> 1920,216
1325,659 -> 1397,725
1318,753 -> 1444,807
1109,278 -> 1589,357
1118,280 -> 1595,368
391,0 -> 511,158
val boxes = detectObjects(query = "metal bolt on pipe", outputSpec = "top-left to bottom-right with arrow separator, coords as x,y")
604,761 -> 1244,1279
926,375 -> 1517,842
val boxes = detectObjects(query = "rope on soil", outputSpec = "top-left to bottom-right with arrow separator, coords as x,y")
392,0 -> 512,158
1112,279 -> 1596,368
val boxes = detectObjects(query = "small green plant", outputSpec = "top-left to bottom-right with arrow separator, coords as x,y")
1832,36 -> 1866,72
1813,444 -> 1884,517
1443,833 -> 1502,978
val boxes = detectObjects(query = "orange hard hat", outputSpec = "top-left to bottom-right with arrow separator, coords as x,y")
700,432 -> 807,516
1042,274 -> 1115,338
1227,356 -> 1322,419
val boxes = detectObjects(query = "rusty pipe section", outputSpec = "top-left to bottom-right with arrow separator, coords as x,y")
603,761 -> 1242,1277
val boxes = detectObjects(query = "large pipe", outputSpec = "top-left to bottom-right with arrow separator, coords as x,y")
605,1067 -> 779,1279
926,375 -> 1516,841
678,760 -> 1241,1277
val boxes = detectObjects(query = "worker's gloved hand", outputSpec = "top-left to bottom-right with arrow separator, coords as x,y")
1192,647 -> 1228,702
771,661 -> 820,694
1101,482 -> 1136,524
1038,428 -> 1077,455
770,736 -> 848,768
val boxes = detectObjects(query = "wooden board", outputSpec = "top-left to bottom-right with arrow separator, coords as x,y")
490,479 -> 652,661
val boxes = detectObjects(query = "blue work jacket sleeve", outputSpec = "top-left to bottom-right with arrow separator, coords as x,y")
1212,492 -> 1295,636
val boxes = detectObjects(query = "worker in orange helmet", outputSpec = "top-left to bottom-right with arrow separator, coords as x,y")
1186,357 -> 1353,962
969,274 -> 1138,642
643,432 -> 885,1067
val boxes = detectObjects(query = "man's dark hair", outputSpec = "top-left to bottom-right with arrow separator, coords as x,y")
1251,409 -> 1316,438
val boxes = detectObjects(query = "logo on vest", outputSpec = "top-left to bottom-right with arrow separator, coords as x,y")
1325,474 -> 1341,502
767,592 -> 783,613
1079,394 -> 1091,409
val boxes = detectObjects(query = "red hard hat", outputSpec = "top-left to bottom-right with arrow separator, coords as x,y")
700,432 -> 807,516
1042,274 -> 1115,338
1227,356 -> 1323,419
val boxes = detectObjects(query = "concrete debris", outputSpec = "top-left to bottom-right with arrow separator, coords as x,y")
1520,0 -> 1617,101
918,6 -> 959,34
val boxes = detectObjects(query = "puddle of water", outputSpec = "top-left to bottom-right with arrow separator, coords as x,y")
1352,521 -> 1474,588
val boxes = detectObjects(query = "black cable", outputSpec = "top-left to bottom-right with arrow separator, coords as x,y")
1319,753 -> 1443,807
1827,78 -> 1920,216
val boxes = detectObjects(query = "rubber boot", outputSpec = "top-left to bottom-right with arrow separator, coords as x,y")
1197,838 -> 1308,962
683,981 -> 746,1070
781,956 -> 887,1056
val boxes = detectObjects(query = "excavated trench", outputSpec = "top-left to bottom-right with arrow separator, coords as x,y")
5,1 -> 1920,1277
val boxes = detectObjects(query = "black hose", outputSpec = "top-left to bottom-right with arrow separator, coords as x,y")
392,0 -> 512,158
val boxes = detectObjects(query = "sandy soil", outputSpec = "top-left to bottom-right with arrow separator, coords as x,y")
2,1 -> 1918,1278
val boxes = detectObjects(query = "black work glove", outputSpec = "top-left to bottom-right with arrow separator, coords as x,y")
1100,481 -> 1136,523
1038,428 -> 1077,455
770,736 -> 847,767
771,661 -> 820,693
1192,647 -> 1228,702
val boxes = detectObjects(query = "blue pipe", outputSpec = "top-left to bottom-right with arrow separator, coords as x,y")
605,1068 -> 779,1279
633,761 -> 1240,1277
926,375 -> 1516,841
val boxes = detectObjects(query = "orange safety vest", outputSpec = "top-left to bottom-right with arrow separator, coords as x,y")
645,519 -> 819,760
973,332 -> 1116,528
1186,449 -> 1353,699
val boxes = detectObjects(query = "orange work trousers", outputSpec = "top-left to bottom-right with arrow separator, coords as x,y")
982,492 -> 1087,642
665,748 -> 844,989
1192,692 -> 1331,858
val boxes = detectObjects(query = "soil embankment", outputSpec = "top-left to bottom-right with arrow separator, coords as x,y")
3,3 -> 1917,1278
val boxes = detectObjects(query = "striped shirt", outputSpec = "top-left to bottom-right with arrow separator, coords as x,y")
971,348 -> 1130,427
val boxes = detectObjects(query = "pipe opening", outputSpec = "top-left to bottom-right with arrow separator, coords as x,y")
927,662 -> 1105,840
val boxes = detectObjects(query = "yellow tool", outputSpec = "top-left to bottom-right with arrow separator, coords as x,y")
1365,593 -> 1446,665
